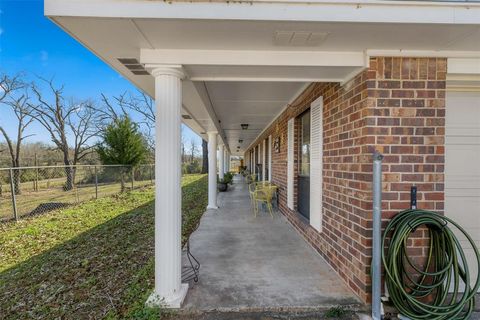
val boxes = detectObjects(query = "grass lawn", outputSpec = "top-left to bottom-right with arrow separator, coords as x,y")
0,174 -> 208,320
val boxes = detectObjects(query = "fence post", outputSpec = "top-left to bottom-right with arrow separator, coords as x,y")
131,166 -> 135,191
35,153 -> 39,192
372,151 -> 384,320
9,168 -> 18,221
94,165 -> 98,199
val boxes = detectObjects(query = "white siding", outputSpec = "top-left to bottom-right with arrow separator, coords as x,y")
446,91 -> 480,292
310,98 -> 323,232
287,118 -> 295,210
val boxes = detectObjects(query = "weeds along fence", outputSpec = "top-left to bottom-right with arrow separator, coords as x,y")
0,164 -> 155,222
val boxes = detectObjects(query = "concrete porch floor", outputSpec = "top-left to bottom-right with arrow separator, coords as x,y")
182,176 -> 360,311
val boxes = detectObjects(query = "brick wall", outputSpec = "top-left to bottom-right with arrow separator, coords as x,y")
245,57 -> 446,303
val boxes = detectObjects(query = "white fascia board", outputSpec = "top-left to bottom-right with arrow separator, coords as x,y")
45,0 -> 480,25
192,82 -> 230,152
189,77 -> 344,82
140,49 -> 366,67
367,50 -> 480,58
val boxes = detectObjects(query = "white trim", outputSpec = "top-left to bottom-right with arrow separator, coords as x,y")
262,139 -> 267,181
268,135 -> 272,182
367,50 -> 480,58
46,0 -> 480,25
207,132 -> 219,210
253,146 -> 256,175
287,118 -> 295,210
141,49 -> 366,67
192,82 -> 229,150
309,97 -> 323,233
189,76 -> 344,82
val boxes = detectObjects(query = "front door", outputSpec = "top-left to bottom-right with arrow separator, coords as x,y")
298,110 -> 310,220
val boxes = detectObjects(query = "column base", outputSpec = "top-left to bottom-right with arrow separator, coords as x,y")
146,283 -> 189,309
207,205 -> 219,210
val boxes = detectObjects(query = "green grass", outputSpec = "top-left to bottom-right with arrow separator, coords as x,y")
0,174 -> 208,319
324,306 -> 352,319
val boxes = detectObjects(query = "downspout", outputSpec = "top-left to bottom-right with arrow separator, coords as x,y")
372,151 -> 383,320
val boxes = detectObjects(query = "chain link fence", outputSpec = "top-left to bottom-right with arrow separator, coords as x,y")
0,164 -> 155,222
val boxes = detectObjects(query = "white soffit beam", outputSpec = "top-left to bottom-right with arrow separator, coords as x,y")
140,49 -> 366,67
45,0 -> 480,25
192,81 -> 230,151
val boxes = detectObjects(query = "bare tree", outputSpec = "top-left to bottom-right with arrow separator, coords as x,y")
29,78 -> 100,190
0,73 -> 24,103
0,85 -> 34,194
181,126 -> 186,163
201,139 -> 208,174
190,138 -> 198,162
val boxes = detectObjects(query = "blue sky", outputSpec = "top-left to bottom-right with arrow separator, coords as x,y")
0,0 -> 201,148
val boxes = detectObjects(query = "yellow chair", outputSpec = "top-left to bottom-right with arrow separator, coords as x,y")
249,181 -> 271,208
253,185 -> 278,218
248,182 -> 257,207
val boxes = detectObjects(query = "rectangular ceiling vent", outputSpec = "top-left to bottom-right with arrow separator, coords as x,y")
182,114 -> 192,120
117,58 -> 150,76
273,31 -> 329,47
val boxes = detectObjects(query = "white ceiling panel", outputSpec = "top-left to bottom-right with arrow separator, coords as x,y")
205,82 -> 305,155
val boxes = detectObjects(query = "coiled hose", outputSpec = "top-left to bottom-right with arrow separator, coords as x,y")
382,209 -> 480,320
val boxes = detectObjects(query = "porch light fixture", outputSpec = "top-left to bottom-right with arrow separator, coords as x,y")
238,139 -> 243,143
241,124 -> 249,130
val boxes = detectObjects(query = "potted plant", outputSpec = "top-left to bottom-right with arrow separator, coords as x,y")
217,178 -> 228,192
224,172 -> 234,185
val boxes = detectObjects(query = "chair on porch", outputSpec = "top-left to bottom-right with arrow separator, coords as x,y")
252,185 -> 278,218
182,219 -> 201,283
246,174 -> 257,184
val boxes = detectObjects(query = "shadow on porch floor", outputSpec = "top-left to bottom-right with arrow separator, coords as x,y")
182,176 -> 361,312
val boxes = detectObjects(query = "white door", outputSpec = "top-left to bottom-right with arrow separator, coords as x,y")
446,91 -> 480,291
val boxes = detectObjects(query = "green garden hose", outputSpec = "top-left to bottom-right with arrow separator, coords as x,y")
382,209 -> 480,320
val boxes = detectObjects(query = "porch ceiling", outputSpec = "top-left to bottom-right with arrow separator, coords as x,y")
205,82 -> 306,154
46,0 -> 480,155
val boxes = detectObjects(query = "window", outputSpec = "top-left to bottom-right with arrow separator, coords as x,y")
299,110 -> 311,177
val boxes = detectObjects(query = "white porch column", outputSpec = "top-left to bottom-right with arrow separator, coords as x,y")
227,152 -> 230,172
147,66 -> 188,308
225,150 -> 230,172
219,144 -> 225,180
207,132 -> 218,209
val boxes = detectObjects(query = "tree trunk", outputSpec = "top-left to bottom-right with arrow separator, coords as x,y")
12,169 -> 21,195
201,139 -> 208,174
63,152 -> 74,191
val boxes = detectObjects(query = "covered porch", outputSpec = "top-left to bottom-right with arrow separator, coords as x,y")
44,0 -> 480,311
182,175 -> 359,311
